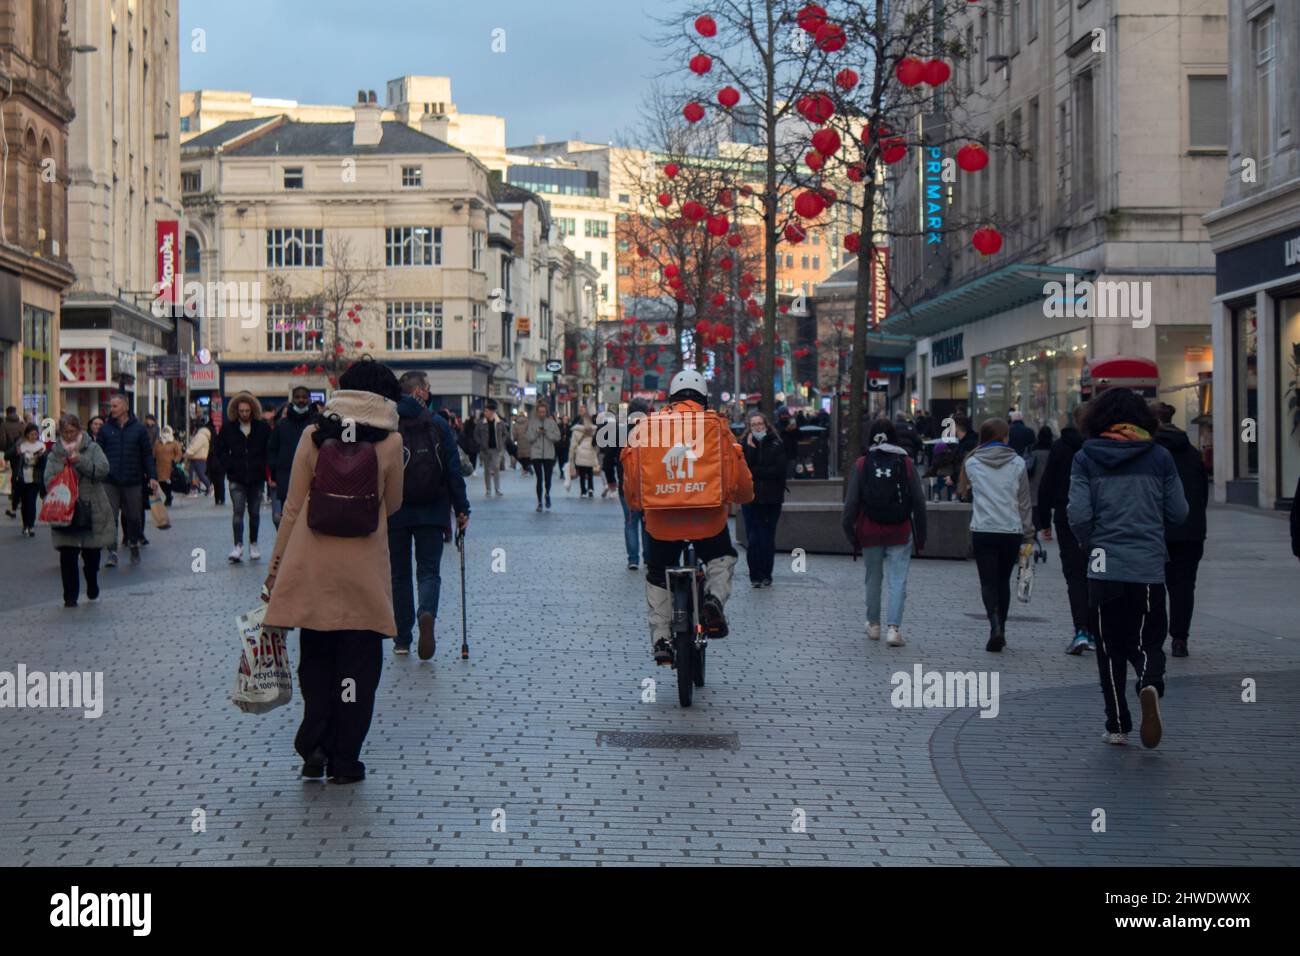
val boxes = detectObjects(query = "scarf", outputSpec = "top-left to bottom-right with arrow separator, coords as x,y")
1100,423 -> 1151,442
322,389 -> 399,431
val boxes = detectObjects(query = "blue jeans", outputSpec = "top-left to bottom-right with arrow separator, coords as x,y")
388,524 -> 445,648
863,540 -> 912,627
619,493 -> 647,565
741,502 -> 782,582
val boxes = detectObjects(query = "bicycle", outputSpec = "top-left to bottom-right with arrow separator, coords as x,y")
665,541 -> 709,707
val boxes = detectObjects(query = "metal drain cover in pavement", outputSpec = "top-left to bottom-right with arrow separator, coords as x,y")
965,612 -> 1048,623
596,731 -> 740,752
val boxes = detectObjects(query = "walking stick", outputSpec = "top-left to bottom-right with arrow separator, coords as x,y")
457,525 -> 469,659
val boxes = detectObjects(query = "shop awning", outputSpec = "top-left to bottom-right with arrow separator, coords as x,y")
879,264 -> 1094,339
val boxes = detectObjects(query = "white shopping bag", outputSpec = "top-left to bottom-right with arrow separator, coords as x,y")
1016,544 -> 1035,604
231,604 -> 293,714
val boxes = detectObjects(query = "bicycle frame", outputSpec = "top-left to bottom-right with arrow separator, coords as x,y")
665,542 -> 707,657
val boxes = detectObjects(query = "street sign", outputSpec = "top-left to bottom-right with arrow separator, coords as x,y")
545,359 -> 563,373
145,355 -> 189,379
188,363 -> 220,390
536,371 -> 554,383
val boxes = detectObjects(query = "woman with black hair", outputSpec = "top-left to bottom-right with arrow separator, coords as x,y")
262,358 -> 405,784
1068,387 -> 1188,749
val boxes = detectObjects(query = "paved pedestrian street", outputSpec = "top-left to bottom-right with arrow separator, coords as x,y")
1,481 -> 1296,867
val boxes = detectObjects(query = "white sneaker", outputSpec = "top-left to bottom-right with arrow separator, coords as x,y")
249,543 -> 261,561
1101,732 -> 1128,746
886,625 -> 905,647
865,622 -> 881,641
228,544 -> 243,563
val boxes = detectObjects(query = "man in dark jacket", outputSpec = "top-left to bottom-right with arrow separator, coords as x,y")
2,406 -> 24,517
98,393 -> 158,566
1068,388 -> 1188,750
216,391 -> 271,563
1007,410 -> 1035,455
389,371 -> 470,659
1152,403 -> 1208,658
740,412 -> 788,587
267,386 -> 316,529
1037,405 -> 1093,654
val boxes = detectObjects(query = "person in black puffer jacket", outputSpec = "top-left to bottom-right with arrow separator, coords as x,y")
216,391 -> 271,563
267,386 -> 317,528
740,411 -> 788,587
1152,403 -> 1208,658
1036,404 -> 1092,654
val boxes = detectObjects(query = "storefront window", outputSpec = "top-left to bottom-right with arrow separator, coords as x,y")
1154,325 -> 1213,451
1233,305 -> 1258,479
21,305 -> 52,421
971,329 -> 1087,433
1279,297 -> 1300,499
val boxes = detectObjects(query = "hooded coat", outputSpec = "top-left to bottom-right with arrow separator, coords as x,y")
268,401 -> 316,502
569,421 -> 599,468
1035,426 -> 1084,530
1153,424 -> 1208,543
1067,436 -> 1189,583
840,442 -> 927,550
44,433 -> 115,549
958,443 -> 1034,536
96,412 -> 156,487
264,390 -> 404,636
216,392 -> 271,488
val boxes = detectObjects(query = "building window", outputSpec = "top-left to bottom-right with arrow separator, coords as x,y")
1072,70 -> 1096,210
181,169 -> 201,193
471,303 -> 485,352
965,25 -> 975,91
994,0 -> 1005,56
386,300 -> 442,351
1027,0 -> 1039,41
600,284 -> 608,301
801,255 -> 810,269
1010,111 -> 1022,221
617,239 -> 630,252
500,314 -> 512,359
1232,305 -> 1258,478
584,251 -> 592,265
786,254 -> 794,268
618,193 -> 630,203
979,11 -> 989,82
501,253 -> 512,301
472,230 -> 484,270
184,233 -> 201,275
401,166 -> 423,187
283,167 -> 304,189
584,219 -> 608,238
386,226 -> 440,266
1028,97 -> 1040,214
600,251 -> 609,271
812,255 -> 820,270
20,305 -> 51,420
1008,0 -> 1020,55
618,265 -> 631,276
266,303 -> 323,352
266,228 -> 324,268
1188,75 -> 1228,151
556,217 -> 577,238
1251,12 -> 1275,165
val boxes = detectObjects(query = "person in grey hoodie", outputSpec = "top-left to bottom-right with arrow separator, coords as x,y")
958,418 -> 1034,652
1068,388 -> 1188,750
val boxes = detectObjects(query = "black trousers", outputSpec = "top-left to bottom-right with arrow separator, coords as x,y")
533,458 -> 554,502
58,546 -> 101,603
1054,517 -> 1094,634
742,502 -> 782,582
295,628 -> 384,778
1165,540 -> 1204,643
577,465 -> 594,494
645,525 -> 736,589
1091,581 -> 1168,734
18,482 -> 40,530
972,531 -> 1022,627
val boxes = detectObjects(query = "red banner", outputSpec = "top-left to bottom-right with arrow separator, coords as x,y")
870,246 -> 889,328
156,220 -> 181,306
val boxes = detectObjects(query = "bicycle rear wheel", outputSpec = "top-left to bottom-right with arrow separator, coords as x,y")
692,641 -> 706,688
670,577 -> 694,707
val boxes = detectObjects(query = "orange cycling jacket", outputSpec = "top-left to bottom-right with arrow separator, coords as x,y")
620,400 -> 754,542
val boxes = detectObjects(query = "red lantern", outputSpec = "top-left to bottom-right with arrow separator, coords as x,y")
637,244 -> 649,258
847,163 -> 866,183
880,138 -> 908,164
657,192 -> 672,207
664,163 -> 679,178
717,188 -> 733,208
683,101 -> 705,123
664,263 -> 680,278
805,149 -> 825,172
656,323 -> 669,336
718,256 -> 734,270
923,59 -> 951,86
352,315 -> 361,324
844,232 -> 862,253
669,277 -> 684,290
779,304 -> 790,314
334,344 -> 345,354
794,190 -> 825,219
739,286 -> 752,299
806,93 -> 834,124
682,200 -> 707,221
739,184 -> 754,197
742,358 -> 756,372
706,213 -> 730,237
711,292 -> 727,308
956,142 -> 989,172
811,127 -> 841,157
742,272 -> 756,286
895,57 -> 926,87
814,22 -> 845,53
354,340 -> 363,348
689,53 -> 713,75
655,365 -> 665,374
972,227 -> 1003,255
784,223 -> 806,244
797,4 -> 827,33
835,68 -> 859,91
717,86 -> 740,108
726,233 -> 743,248
736,342 -> 749,356
314,365 -> 325,373
695,15 -> 717,37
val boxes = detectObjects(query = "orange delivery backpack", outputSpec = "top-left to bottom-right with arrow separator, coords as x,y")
628,404 -> 739,511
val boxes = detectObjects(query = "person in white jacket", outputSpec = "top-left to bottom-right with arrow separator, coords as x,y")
185,422 -> 212,497
958,417 -> 1035,652
569,413 -> 599,498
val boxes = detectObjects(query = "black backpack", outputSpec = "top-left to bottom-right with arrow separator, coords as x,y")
398,413 -> 444,506
860,448 -> 912,524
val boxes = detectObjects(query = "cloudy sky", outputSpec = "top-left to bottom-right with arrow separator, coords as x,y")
180,0 -> 671,147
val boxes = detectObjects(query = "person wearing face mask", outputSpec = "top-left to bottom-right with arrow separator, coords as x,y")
740,412 -> 788,587
268,387 -> 318,529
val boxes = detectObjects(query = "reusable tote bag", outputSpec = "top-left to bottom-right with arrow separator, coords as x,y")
231,604 -> 293,714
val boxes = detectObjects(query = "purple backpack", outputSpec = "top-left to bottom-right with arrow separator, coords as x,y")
307,439 -> 379,537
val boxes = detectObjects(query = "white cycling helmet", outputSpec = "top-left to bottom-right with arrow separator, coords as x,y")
669,368 -> 709,399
